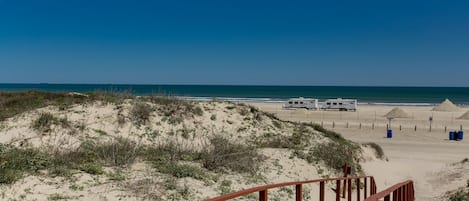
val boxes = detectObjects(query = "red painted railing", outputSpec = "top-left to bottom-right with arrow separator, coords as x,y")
363,180 -> 414,201
206,176 -> 377,201
206,177 -> 415,201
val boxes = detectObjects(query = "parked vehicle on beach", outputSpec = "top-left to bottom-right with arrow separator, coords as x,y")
322,98 -> 357,111
284,97 -> 319,110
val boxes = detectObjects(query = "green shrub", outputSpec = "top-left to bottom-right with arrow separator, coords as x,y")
0,145 -> 50,184
306,142 -> 362,174
33,113 -> 55,132
210,114 -> 217,121
81,137 -> 139,167
219,180 -> 233,194
164,116 -> 183,125
107,169 -> 126,181
148,95 -> 202,118
143,141 -> 204,163
48,193 -> 70,200
272,120 -> 283,129
155,162 -> 206,179
0,138 -> 140,184
203,135 -> 263,174
130,102 -> 152,125
225,106 -> 236,110
193,106 -> 204,116
78,162 -> 104,175
307,123 -> 346,142
449,188 -> 469,201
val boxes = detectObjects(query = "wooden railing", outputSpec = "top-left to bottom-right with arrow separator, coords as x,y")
363,180 -> 414,201
206,176 -> 377,201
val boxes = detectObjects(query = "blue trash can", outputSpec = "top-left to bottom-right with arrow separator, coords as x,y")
387,129 -> 393,138
457,131 -> 464,141
449,131 -> 455,141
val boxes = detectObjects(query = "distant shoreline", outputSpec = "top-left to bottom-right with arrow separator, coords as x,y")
1,84 -> 469,105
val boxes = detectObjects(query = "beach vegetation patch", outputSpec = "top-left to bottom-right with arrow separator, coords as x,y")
307,141 -> 362,174
0,91 -> 135,122
449,187 -> 469,201
0,137 -> 140,184
0,91 -> 88,121
155,162 -> 206,180
203,135 -> 263,174
363,142 -> 385,160
130,102 -> 152,126
0,144 -> 49,184
32,113 -> 71,132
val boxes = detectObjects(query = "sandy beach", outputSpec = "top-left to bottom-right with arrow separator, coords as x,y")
249,102 -> 469,200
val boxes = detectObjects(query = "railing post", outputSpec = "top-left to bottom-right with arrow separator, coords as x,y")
343,179 -> 347,198
411,182 -> 415,201
296,184 -> 302,201
320,181 -> 325,201
384,194 -> 390,201
397,188 -> 402,201
348,179 -> 352,201
259,190 -> 268,201
364,177 -> 368,198
336,179 -> 341,201
402,185 -> 409,201
342,164 -> 348,198
356,178 -> 361,201
393,190 -> 398,201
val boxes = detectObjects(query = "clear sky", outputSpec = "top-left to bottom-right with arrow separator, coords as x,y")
0,0 -> 468,86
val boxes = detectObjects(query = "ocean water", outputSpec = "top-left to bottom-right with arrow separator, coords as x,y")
1,84 -> 469,105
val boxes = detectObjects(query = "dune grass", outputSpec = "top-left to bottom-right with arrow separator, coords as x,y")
0,134 -> 263,185
449,187 -> 469,201
0,91 -> 132,122
363,142 -> 385,160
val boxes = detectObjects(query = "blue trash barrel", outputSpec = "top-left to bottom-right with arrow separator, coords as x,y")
387,129 -> 393,138
449,132 -> 455,141
457,131 -> 464,141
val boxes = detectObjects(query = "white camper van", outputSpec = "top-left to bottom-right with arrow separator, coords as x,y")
284,97 -> 319,110
322,98 -> 357,111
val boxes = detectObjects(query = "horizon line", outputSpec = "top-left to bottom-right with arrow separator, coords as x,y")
1,83 -> 469,88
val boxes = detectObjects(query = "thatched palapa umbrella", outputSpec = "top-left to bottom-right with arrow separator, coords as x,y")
384,107 -> 411,128
432,99 -> 460,112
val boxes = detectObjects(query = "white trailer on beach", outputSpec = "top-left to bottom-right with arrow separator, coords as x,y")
322,98 -> 357,111
283,97 -> 319,110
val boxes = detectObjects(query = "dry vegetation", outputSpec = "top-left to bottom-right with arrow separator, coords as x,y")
0,91 -> 376,200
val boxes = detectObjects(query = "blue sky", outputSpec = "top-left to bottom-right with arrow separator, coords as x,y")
0,0 -> 468,86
